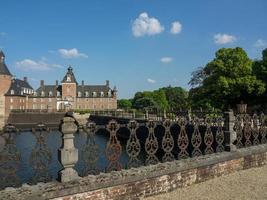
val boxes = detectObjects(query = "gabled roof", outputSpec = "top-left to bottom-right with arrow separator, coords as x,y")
0,50 -> 12,76
5,79 -> 33,96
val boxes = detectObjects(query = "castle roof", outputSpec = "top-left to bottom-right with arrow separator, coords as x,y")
0,50 -> 12,76
5,78 -> 33,96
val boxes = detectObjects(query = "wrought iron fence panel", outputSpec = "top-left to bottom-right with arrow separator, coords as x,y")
162,120 -> 175,162
204,117 -> 214,154
0,125 -> 21,189
105,120 -> 122,172
191,117 -> 202,157
215,117 -> 225,152
259,113 -> 267,144
252,114 -> 260,145
145,120 -> 159,165
126,120 -> 142,168
81,121 -> 100,175
234,115 -> 244,148
177,117 -> 189,159
29,123 -> 52,184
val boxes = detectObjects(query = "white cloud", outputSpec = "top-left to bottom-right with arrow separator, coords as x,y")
160,57 -> 173,63
170,21 -> 182,34
0,32 -> 7,37
58,48 -> 88,59
214,33 -> 236,44
254,39 -> 267,48
16,59 -> 62,71
132,12 -> 164,37
147,78 -> 156,84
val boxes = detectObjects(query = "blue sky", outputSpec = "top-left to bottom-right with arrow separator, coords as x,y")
0,0 -> 267,99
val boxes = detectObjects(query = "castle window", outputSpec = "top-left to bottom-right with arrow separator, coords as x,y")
78,91 -> 82,97
10,98 -> 13,103
10,105 -> 13,110
67,76 -> 71,82
57,91 -> 60,97
49,98 -> 52,102
85,91 -> 89,97
41,91 -> 45,97
100,91 -> 104,97
11,90 -> 14,95
33,98 -> 37,102
21,91 -> 23,95
49,91 -> 53,96
108,90 -> 112,97
92,92 -> 97,97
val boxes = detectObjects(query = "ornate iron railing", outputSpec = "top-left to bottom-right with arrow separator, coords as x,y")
0,111 -> 266,190
234,113 -> 267,148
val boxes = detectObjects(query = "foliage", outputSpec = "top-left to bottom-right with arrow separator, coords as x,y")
117,99 -> 132,109
189,47 -> 265,110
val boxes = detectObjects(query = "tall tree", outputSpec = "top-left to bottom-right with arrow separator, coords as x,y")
189,47 -> 265,110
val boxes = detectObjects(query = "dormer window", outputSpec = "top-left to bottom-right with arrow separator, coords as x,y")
100,91 -> 104,97
49,91 -> 53,96
10,90 -> 14,95
78,91 -> 82,97
85,91 -> 89,97
67,76 -> 71,82
92,92 -> 97,97
108,90 -> 112,97
41,91 -> 45,97
57,91 -> 61,97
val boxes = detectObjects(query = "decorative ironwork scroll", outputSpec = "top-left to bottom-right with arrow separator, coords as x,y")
204,117 -> 214,154
29,123 -> 52,184
191,117 -> 202,157
243,114 -> 252,147
126,120 -> 141,168
215,117 -> 224,152
105,120 -> 122,172
145,120 -> 159,165
81,121 -> 100,175
0,124 -> 21,189
177,117 -> 189,159
252,114 -> 260,145
162,119 -> 174,162
259,113 -> 267,144
235,115 -> 243,148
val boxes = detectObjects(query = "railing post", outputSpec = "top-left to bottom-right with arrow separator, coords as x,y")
58,113 -> 79,182
224,109 -> 237,152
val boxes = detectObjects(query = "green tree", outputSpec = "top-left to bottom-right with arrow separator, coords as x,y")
159,86 -> 189,110
252,48 -> 267,109
117,99 -> 132,109
189,47 -> 265,110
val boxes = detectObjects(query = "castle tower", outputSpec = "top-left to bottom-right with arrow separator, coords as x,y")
0,50 -> 12,129
61,66 -> 77,109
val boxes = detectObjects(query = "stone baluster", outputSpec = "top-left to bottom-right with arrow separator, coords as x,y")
58,114 -> 79,182
224,109 -> 237,152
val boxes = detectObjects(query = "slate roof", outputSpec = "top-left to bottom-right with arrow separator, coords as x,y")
35,85 -> 62,97
5,79 -> 34,96
34,84 -> 111,97
0,50 -> 12,76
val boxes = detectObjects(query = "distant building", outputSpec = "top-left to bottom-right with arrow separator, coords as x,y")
0,50 -> 117,127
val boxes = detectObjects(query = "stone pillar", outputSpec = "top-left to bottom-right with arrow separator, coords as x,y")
224,109 -> 237,152
58,114 -> 79,182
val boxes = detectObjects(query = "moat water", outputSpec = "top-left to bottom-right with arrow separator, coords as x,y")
12,130 -> 130,184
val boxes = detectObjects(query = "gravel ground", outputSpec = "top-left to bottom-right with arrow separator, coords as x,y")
146,165 -> 267,200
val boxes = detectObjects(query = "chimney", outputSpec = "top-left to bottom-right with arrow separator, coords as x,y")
56,80 -> 58,86
106,80 -> 110,86
82,80 -> 84,86
23,77 -> 28,82
40,80 -> 44,87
